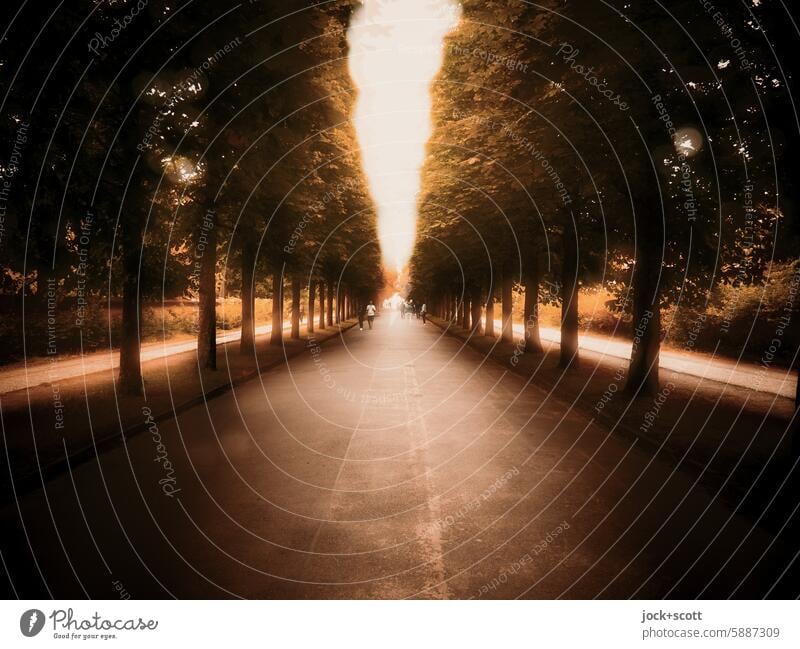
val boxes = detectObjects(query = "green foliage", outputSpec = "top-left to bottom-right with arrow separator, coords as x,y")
409,0 -> 798,345
0,0 -> 383,353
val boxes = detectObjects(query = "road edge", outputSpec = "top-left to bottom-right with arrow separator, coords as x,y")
5,322 -> 356,501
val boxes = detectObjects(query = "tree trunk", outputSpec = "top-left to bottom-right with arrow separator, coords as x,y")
523,259 -> 543,354
459,294 -> 467,328
270,271 -> 283,345
501,264 -> 513,344
197,209 -> 218,370
626,268 -> 661,395
119,240 -> 143,395
239,241 -> 256,355
560,210 -> 579,368
327,281 -> 334,327
793,351 -> 799,458
484,277 -> 495,337
318,281 -> 326,330
308,280 -> 315,334
470,287 -> 482,334
794,357 -> 799,410
793,364 -> 799,458
335,284 -> 341,324
117,21 -> 158,396
291,277 -> 301,339
625,195 -> 662,395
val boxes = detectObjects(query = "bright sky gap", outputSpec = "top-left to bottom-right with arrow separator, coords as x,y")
348,0 -> 460,271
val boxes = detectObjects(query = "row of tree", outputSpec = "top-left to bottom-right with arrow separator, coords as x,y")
408,0 -> 800,405
0,0 -> 384,392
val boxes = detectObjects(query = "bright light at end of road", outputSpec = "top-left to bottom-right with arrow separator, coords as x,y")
348,0 -> 460,271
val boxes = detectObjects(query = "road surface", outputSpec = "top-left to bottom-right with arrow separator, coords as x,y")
1,312 -> 796,598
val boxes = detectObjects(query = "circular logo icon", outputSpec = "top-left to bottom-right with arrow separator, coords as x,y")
20,609 -> 45,637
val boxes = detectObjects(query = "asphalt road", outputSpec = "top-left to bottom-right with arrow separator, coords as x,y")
1,311 -> 797,598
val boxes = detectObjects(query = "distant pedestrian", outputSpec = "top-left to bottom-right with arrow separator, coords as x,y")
358,305 -> 365,330
421,303 -> 427,324
366,301 -> 376,329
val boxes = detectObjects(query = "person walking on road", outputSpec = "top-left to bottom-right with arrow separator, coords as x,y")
421,303 -> 427,324
366,300 -> 376,329
358,305 -> 365,330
